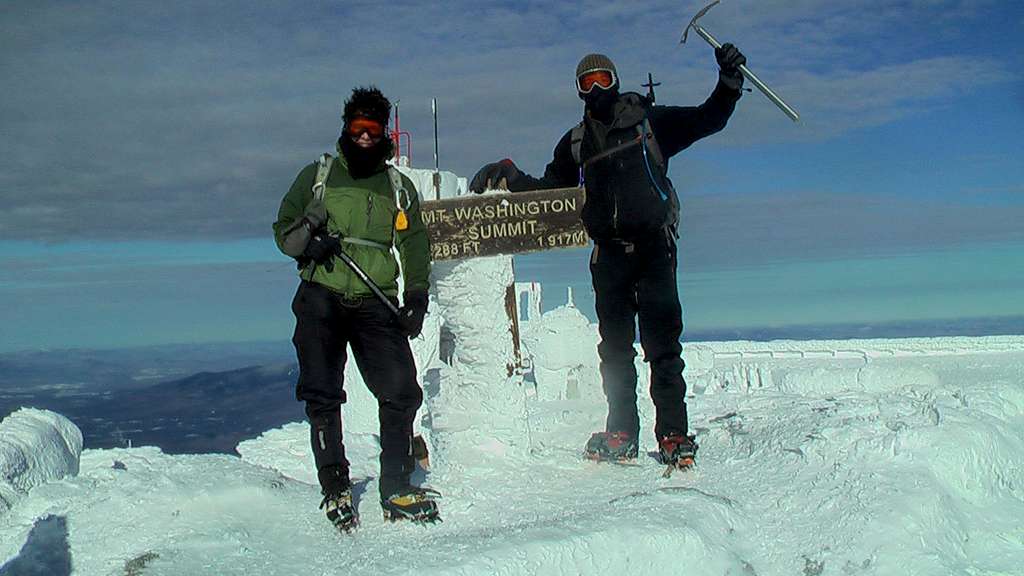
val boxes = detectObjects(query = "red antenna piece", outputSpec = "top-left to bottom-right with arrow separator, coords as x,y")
390,101 -> 412,165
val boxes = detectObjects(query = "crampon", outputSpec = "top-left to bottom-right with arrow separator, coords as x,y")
320,488 -> 358,533
659,433 -> 698,478
583,431 -> 639,463
381,486 -> 442,524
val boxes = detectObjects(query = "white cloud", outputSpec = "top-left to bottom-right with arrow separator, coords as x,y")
0,0 -> 1017,242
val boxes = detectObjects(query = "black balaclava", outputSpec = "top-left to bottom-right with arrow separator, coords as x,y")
338,86 -> 394,179
583,88 -> 619,123
576,53 -> 620,124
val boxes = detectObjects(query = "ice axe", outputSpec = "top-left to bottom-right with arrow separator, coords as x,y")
334,240 -> 402,316
682,0 -> 800,122
308,236 -> 431,459
306,234 -> 402,316
332,243 -> 433,467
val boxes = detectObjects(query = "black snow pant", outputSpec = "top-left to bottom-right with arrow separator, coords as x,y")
590,236 -> 688,441
290,280 -> 422,498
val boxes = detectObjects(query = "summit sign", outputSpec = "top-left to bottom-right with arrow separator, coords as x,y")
421,187 -> 589,261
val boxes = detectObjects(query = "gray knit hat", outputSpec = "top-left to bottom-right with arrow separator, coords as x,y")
575,53 -> 617,80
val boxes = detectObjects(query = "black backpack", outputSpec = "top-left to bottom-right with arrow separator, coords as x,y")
570,93 -> 679,237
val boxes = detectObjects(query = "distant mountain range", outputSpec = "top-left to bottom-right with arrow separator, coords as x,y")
0,342 -> 305,454
5,317 -> 1022,454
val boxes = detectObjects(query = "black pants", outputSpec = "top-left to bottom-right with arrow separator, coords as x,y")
291,281 -> 422,496
590,238 -> 688,440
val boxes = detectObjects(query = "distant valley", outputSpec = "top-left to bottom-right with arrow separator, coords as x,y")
0,342 -> 305,454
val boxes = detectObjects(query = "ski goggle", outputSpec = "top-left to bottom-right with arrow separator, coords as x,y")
346,117 -> 386,140
576,69 -> 617,94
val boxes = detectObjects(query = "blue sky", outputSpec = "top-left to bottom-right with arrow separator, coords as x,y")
1,1 -> 1022,352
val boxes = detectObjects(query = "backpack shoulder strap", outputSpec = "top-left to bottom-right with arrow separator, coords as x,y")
312,153 -> 333,201
387,166 -> 412,211
637,118 -> 665,170
637,117 -> 679,233
570,121 -> 585,166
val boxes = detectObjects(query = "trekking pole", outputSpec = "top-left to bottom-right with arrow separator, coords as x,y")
682,0 -> 800,122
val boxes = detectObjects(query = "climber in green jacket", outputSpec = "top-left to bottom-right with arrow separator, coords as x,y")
273,86 -> 438,532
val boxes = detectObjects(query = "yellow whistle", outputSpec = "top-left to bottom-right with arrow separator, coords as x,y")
395,210 -> 409,231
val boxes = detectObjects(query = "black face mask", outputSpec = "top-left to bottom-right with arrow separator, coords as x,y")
581,86 -> 619,123
338,134 -> 394,179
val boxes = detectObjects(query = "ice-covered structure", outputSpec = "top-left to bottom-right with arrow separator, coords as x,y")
0,409 -> 82,514
394,160 -> 467,201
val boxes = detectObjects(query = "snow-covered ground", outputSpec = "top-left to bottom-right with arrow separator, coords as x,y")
1,257 -> 1022,575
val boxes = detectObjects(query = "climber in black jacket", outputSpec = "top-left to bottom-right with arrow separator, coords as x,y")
470,45 -> 746,469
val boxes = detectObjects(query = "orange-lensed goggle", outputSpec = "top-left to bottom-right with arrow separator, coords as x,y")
576,69 -> 616,94
346,117 -> 386,139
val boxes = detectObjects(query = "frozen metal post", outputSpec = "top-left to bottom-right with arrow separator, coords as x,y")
432,98 -> 441,200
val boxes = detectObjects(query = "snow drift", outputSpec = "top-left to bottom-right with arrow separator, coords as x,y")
2,333 -> 1023,575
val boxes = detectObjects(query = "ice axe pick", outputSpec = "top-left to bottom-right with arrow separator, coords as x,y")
682,0 -> 800,122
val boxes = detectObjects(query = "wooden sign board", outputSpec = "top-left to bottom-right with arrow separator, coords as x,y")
421,187 -> 588,261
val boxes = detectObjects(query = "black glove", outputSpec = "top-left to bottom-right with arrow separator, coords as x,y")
279,200 -> 329,259
301,199 -> 328,230
302,234 -> 342,273
470,159 -> 522,194
396,290 -> 428,338
715,43 -> 746,91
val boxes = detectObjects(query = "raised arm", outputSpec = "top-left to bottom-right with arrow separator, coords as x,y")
651,43 -> 746,157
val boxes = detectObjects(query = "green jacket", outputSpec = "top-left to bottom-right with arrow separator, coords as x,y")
273,154 -> 430,299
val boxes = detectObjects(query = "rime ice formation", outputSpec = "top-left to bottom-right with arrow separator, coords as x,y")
394,162 -> 467,200
0,408 -> 82,514
521,293 -> 601,402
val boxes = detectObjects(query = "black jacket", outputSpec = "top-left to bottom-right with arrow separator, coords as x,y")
511,80 -> 741,241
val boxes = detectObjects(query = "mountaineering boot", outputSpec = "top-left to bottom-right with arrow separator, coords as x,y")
584,431 -> 638,462
659,433 -> 698,469
320,487 -> 358,533
381,486 -> 441,523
